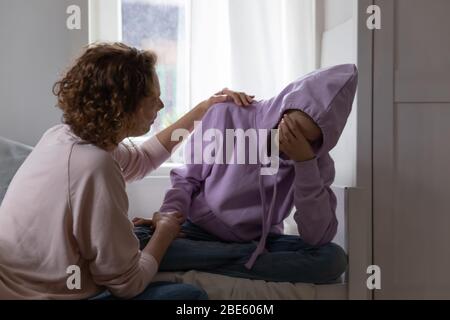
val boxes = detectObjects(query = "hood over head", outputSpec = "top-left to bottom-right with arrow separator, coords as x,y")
256,63 -> 358,157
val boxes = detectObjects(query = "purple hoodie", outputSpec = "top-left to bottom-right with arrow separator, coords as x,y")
160,64 -> 358,268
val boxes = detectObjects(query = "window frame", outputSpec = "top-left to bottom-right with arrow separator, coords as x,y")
88,0 -> 191,176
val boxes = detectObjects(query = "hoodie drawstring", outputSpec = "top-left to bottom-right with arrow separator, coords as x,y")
245,169 -> 279,269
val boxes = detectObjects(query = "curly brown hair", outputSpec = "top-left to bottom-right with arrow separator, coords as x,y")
53,42 -> 158,149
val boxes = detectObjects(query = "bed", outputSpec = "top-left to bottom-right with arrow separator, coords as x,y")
0,137 -> 349,300
151,185 -> 349,300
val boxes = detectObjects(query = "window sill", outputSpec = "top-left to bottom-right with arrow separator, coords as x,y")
145,161 -> 183,178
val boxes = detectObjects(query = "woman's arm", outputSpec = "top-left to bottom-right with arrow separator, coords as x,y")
140,212 -> 184,264
155,102 -> 209,154
111,136 -> 170,182
111,89 -> 254,182
156,88 -> 254,153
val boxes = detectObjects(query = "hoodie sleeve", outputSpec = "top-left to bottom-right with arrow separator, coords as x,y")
284,64 -> 358,246
159,162 -> 212,215
111,136 -> 171,183
292,156 -> 338,246
158,108 -> 218,215
70,146 -> 158,299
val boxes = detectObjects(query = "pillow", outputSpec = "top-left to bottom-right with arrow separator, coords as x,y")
0,137 -> 33,204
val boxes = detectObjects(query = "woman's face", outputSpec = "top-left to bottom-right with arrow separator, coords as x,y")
130,71 -> 164,137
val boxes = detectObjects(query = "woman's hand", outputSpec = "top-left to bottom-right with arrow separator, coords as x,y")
154,212 -> 183,239
198,88 -> 255,112
132,217 -> 154,227
133,212 -> 185,240
156,89 -> 255,154
140,212 -> 185,264
278,114 -> 316,162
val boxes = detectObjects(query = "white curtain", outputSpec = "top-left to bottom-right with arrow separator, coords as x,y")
189,0 -> 317,106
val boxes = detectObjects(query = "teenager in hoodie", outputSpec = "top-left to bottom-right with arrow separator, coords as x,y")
133,64 -> 358,284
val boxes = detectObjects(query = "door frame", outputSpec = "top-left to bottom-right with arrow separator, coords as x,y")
372,0 -> 395,299
347,0 -> 375,300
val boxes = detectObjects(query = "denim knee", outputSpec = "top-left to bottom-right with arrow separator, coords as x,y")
134,225 -> 153,249
174,283 -> 209,300
321,242 -> 348,282
135,282 -> 209,300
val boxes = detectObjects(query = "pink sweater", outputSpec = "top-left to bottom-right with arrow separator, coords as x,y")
0,124 -> 170,299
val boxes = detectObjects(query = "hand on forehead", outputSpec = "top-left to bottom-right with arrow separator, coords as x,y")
279,109 -> 322,142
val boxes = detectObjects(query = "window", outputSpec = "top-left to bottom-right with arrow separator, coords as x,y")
121,0 -> 188,139
88,0 -> 316,170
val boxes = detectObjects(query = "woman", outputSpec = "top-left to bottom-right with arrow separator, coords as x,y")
0,42 -> 254,300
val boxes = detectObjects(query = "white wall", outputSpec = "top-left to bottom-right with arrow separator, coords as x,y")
88,0 -> 122,43
0,0 -> 89,146
322,0 -> 354,30
317,0 -> 357,187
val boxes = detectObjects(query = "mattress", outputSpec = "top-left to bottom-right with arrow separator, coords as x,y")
151,186 -> 349,300
152,271 -> 347,300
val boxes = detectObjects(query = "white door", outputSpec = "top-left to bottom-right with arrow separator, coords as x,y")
373,0 -> 450,299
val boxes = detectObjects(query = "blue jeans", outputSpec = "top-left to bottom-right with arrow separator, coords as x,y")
135,221 -> 347,284
89,281 -> 208,300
